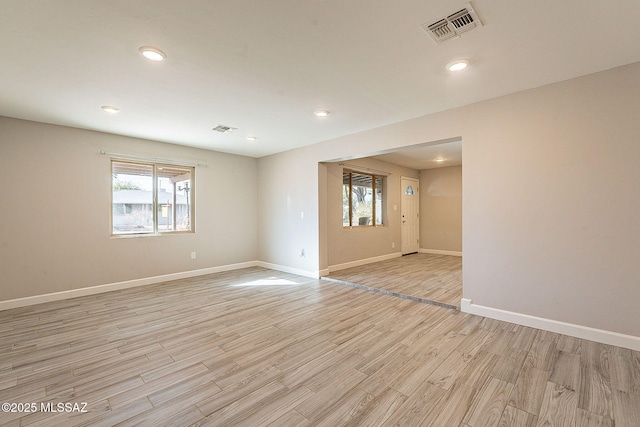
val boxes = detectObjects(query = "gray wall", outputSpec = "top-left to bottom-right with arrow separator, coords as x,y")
419,166 -> 462,253
259,62 -> 640,337
0,117 -> 258,301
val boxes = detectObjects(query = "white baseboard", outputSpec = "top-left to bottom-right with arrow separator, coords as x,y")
461,298 -> 640,352
419,249 -> 463,257
0,261 -> 258,311
255,261 -> 321,279
328,252 -> 402,273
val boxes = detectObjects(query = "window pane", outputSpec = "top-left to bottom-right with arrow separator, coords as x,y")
342,173 -> 350,226
175,178 -> 192,231
112,162 -> 153,234
351,173 -> 372,226
157,166 -> 192,232
157,175 -> 173,232
375,177 -> 383,225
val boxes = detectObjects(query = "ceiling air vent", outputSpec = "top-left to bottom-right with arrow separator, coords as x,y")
212,124 -> 237,133
421,2 -> 483,44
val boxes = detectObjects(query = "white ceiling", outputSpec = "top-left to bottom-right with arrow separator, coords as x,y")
1,1 -> 639,160
371,140 -> 463,170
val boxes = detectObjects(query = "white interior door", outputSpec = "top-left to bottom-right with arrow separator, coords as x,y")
401,177 -> 420,254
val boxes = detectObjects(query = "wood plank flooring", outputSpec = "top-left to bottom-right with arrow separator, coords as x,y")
326,253 -> 463,309
1,267 -> 639,426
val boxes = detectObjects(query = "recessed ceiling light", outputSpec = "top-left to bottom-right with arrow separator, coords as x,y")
314,110 -> 330,117
101,105 -> 120,113
435,158 -> 445,162
138,46 -> 167,62
446,60 -> 470,72
246,136 -> 257,141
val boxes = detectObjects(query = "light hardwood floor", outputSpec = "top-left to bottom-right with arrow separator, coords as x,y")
326,253 -> 463,309
1,267 -> 639,426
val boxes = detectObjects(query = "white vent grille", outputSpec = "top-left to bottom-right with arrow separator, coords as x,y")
427,19 -> 457,43
212,124 -> 237,133
421,2 -> 482,44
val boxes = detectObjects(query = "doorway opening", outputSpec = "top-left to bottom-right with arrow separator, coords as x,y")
319,137 -> 462,309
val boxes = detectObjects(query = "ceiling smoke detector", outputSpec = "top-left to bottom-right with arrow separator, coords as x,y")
421,2 -> 483,44
212,124 -> 237,133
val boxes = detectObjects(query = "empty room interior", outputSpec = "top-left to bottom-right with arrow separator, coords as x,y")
1,1 -> 639,426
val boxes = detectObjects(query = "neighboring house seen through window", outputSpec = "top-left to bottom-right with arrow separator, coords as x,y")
111,160 -> 194,235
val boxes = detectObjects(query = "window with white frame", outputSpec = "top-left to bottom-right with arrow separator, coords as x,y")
111,160 -> 194,235
343,170 -> 384,227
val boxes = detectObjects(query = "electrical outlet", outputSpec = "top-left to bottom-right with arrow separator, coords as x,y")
392,242 -> 395,248
191,252 -> 196,260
